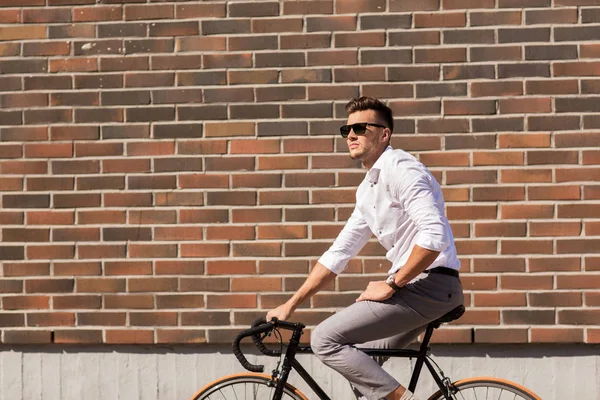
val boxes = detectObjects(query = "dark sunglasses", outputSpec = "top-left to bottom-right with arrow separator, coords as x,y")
340,122 -> 387,138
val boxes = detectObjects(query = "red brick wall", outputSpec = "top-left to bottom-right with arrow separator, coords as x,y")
0,0 -> 599,345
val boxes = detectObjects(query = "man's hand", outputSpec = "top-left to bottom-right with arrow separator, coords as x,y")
356,281 -> 395,302
266,303 -> 294,322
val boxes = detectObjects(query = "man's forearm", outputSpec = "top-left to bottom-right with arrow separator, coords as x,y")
392,245 -> 440,287
285,262 -> 337,311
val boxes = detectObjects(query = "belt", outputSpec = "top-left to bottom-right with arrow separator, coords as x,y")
425,266 -> 459,278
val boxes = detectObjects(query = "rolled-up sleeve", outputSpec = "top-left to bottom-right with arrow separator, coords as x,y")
318,207 -> 372,274
397,173 -> 450,252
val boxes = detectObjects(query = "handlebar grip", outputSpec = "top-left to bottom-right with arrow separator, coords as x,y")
232,321 -> 274,373
251,318 -> 280,357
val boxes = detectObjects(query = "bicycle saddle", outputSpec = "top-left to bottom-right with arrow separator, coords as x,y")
430,305 -> 465,328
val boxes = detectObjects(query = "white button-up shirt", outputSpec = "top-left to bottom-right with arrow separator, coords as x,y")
318,146 -> 460,275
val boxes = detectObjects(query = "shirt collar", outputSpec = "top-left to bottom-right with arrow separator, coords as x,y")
366,146 -> 393,184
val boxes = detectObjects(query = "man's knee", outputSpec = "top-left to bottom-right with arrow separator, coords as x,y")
310,323 -> 334,359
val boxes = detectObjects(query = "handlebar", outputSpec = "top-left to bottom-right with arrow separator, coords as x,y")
232,317 -> 305,373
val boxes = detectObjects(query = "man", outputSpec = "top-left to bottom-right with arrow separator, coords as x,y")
267,97 -> 463,400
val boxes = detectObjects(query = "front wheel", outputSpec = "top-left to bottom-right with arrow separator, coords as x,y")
428,377 -> 542,400
190,373 -> 309,400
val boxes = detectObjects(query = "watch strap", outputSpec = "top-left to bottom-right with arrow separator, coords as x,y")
385,275 -> 401,292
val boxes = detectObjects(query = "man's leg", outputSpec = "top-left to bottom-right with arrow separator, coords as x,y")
350,327 -> 424,400
310,294 -> 429,399
311,273 -> 463,400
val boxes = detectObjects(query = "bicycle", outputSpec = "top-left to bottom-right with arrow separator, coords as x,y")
190,305 -> 542,400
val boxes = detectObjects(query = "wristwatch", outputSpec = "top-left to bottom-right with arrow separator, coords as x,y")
385,275 -> 401,292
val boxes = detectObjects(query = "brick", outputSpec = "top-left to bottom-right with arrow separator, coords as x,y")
157,329 -> 206,344
527,8 -> 578,24
307,50 -> 357,67
537,148 -> 584,167
100,56 -> 149,72
180,243 -> 230,258
3,228 -> 49,242
283,0 -> 333,14
127,278 -> 177,294
502,239 -> 553,254
0,313 -> 24,327
124,4 -> 173,20
157,294 -> 204,309
471,80 -> 523,97
470,46 -> 521,62
125,72 -> 175,87
500,169 -> 552,183
556,25 -> 600,42
231,242 -> 281,257
128,244 -> 177,259
78,244 -> 125,259
231,277 -> 282,292
53,296 -> 101,310
78,312 -> 126,326
73,5 -> 122,22
444,99 -> 495,116
104,329 -> 153,344
149,21 -> 198,37
474,292 -> 527,307
0,279 -> 24,294
282,68 -> 333,84
229,35 -> 278,51
201,19 -> 251,35
54,262 -> 101,276
49,23 -> 95,39
3,262 -> 49,277
499,133 -> 550,149
474,328 -> 527,343
531,328 -> 583,343
4,331 -> 51,344
103,294 -> 152,310
0,25 -> 46,41
501,204 -> 554,219
307,15 -> 356,32
28,312 -> 75,327
3,195 -> 50,209
229,104 -> 279,120
558,310 -> 600,325
3,296 -> 48,310
444,64 -> 495,80
442,0 -> 494,8
253,18 -> 303,33
471,10 -> 521,26
472,258 -> 525,273
528,185 -> 580,201
499,97 -> 551,114
229,1 -> 278,17
124,38 -> 175,54
206,294 -> 256,309
530,257 -> 581,272
554,61 -> 600,77
530,292 -> 582,308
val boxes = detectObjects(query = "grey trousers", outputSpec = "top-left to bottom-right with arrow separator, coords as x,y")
310,272 -> 464,400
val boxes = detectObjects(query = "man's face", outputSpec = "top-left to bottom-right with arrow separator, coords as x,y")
345,109 -> 389,168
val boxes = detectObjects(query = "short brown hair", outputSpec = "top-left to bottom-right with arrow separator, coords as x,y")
345,96 -> 394,133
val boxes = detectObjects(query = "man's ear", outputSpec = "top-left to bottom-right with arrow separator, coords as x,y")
381,128 -> 391,144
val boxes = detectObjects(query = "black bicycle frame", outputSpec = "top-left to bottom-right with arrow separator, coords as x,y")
271,323 -> 452,400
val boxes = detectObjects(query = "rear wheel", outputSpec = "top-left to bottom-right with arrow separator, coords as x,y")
190,373 -> 308,400
427,377 -> 542,400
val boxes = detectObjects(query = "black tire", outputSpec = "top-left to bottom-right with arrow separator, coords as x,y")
191,373 -> 308,400
427,377 -> 542,400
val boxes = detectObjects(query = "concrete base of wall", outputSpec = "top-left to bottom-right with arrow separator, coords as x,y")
1,344 -> 598,400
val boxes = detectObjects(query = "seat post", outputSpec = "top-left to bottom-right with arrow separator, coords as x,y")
408,323 -> 435,392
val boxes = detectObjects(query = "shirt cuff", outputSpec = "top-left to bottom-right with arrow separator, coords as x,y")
318,252 -> 346,275
414,232 -> 447,252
